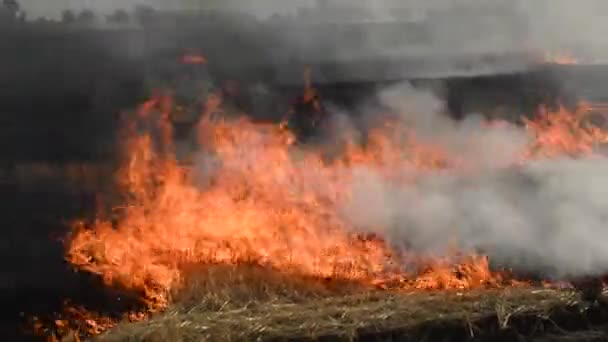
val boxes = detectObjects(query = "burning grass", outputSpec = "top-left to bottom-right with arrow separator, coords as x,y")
54,86 -> 608,340
96,265 -> 580,342
64,116 -> 509,314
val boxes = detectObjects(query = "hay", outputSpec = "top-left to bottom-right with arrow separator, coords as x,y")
95,265 -> 582,342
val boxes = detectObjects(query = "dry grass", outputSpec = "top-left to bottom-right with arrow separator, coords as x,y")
95,265 -> 581,342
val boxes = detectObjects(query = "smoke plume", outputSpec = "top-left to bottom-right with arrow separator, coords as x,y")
340,83 -> 608,279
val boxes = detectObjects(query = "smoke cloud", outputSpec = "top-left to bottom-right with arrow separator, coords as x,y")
340,83 -> 608,279
213,0 -> 608,65
21,1 -> 608,60
19,1 -> 608,87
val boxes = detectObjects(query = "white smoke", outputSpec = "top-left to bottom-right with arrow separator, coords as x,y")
377,84 -> 529,169
20,0 -> 608,79
340,83 -> 608,278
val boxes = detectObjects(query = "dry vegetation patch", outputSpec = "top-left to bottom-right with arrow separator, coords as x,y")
95,265 -> 582,342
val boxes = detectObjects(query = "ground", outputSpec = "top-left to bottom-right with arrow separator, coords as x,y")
90,266 -> 608,342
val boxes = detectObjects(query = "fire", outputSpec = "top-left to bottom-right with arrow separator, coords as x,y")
524,104 -> 608,158
543,51 -> 579,65
180,53 -> 208,65
67,117 -> 461,309
61,86 -> 608,336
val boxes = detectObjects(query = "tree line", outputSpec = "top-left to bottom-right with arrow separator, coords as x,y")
59,5 -> 157,27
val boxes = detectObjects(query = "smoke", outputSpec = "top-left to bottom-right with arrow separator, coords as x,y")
22,0 -> 608,62
20,0 -> 608,87
377,84 -> 529,169
339,83 -> 608,278
519,0 -> 608,60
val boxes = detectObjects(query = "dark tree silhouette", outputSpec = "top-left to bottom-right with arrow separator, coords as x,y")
107,9 -> 130,25
76,9 -> 96,25
133,5 -> 157,26
2,0 -> 19,12
61,9 -> 75,24
0,0 -> 20,24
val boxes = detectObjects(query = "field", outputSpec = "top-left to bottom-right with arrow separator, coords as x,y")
87,265 -> 603,342
5,12 -> 608,342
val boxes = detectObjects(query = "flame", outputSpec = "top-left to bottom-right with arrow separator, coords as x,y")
32,301 -> 147,338
180,53 -> 208,65
543,52 -> 579,65
67,119 -> 462,310
524,104 -> 608,158
61,90 -> 608,336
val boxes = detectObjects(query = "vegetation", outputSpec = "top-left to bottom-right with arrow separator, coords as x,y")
93,265 -> 594,342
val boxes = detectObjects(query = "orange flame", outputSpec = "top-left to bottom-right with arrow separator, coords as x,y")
180,53 -> 208,65
543,52 -> 579,65
63,94 -> 608,334
524,104 -> 608,158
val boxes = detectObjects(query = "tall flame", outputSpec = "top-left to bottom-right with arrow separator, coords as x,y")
64,92 -> 608,331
